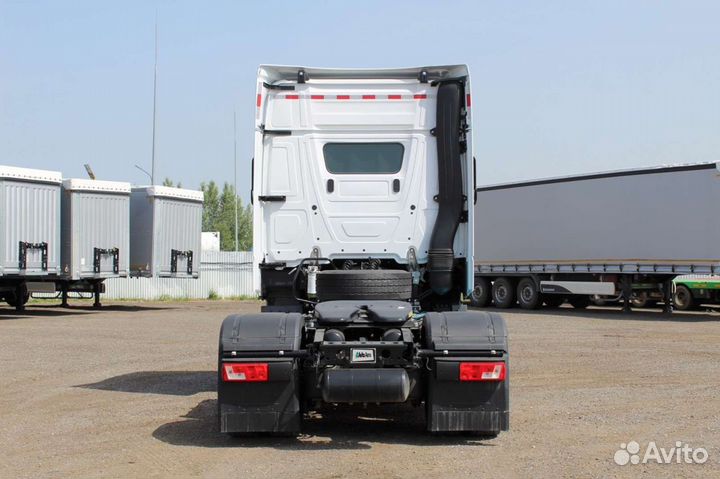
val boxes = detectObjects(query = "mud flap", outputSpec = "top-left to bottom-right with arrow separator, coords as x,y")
424,311 -> 509,434
218,313 -> 304,434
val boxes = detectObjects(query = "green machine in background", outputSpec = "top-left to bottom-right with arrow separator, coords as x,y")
673,276 -> 720,311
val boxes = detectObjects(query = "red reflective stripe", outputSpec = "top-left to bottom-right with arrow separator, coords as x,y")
311,95 -> 325,100
336,95 -> 350,100
388,94 -> 402,100
285,94 -> 299,100
256,94 -> 262,107
466,93 -> 472,107
362,94 -> 376,100
413,94 -> 427,100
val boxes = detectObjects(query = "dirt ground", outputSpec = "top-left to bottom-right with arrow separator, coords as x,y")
1,300 -> 718,478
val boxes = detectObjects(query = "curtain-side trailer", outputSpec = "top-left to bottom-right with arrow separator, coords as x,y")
472,162 -> 720,312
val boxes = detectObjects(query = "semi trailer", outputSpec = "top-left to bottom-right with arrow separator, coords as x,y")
471,162 -> 720,312
0,165 -> 203,312
217,65 -> 509,437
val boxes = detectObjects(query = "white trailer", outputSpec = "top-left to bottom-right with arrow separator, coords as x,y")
472,162 -> 720,312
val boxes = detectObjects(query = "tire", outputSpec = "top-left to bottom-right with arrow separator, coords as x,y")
315,270 -> 412,302
631,291 -> 652,308
544,295 -> 566,308
673,284 -> 694,311
568,295 -> 591,309
5,291 -> 30,307
492,277 -> 515,309
470,277 -> 490,307
517,278 -> 541,310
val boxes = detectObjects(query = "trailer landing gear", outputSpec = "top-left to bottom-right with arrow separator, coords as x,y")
663,279 -> 674,315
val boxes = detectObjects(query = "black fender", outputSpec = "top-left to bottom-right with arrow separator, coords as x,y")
423,311 -> 509,434
217,313 -> 304,435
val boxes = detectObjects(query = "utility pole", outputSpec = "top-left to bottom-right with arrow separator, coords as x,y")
234,110 -> 239,251
150,13 -> 158,185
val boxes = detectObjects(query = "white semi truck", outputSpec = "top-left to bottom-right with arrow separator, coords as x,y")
472,162 -> 720,312
217,65 -> 509,437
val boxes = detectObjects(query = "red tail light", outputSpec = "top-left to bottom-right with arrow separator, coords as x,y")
284,94 -> 299,100
336,95 -> 350,100
459,362 -> 506,381
222,363 -> 269,382
311,95 -> 325,100
388,94 -> 402,100
466,93 -> 472,107
256,94 -> 262,108
413,93 -> 427,100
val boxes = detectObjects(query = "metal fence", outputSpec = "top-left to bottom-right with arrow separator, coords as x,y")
103,251 -> 255,300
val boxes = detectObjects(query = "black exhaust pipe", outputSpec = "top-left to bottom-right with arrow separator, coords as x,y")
428,81 -> 464,295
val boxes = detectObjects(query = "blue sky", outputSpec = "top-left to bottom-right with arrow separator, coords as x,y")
1,0 -> 718,200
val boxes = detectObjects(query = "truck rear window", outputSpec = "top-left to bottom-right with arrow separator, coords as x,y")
323,143 -> 404,174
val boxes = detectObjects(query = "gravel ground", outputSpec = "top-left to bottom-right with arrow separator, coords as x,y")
1,300 -> 718,478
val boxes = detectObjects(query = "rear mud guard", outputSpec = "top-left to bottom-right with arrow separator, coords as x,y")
424,311 -> 509,434
218,313 -> 304,434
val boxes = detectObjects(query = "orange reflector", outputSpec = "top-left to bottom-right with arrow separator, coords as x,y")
413,94 -> 427,100
222,363 -> 269,382
459,362 -> 506,381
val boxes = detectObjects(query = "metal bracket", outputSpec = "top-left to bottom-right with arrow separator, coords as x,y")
262,81 -> 295,91
297,69 -> 308,83
19,241 -> 48,271
258,195 -> 287,202
93,247 -> 119,274
171,249 -> 193,274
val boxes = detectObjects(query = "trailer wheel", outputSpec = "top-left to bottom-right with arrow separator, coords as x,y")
517,278 -> 541,310
630,291 -> 656,309
673,285 -> 694,311
470,278 -> 490,307
568,295 -> 591,309
542,295 -> 564,308
315,270 -> 412,302
5,290 -> 30,307
492,277 -> 515,309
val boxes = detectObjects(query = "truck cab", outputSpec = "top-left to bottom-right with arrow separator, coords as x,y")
252,65 -> 474,311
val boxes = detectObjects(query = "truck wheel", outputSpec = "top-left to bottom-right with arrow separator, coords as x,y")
315,270 -> 412,302
470,278 -> 490,307
492,277 -> 515,309
517,278 -> 541,310
544,295 -> 565,308
673,285 -> 694,311
568,295 -> 591,309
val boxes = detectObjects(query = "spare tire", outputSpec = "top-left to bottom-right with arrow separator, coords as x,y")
316,270 -> 412,302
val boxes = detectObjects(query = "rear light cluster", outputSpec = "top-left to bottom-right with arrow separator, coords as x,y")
459,362 -> 506,382
222,363 -> 268,382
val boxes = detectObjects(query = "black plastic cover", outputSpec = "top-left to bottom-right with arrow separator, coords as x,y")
220,313 -> 303,352
424,311 -> 507,351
